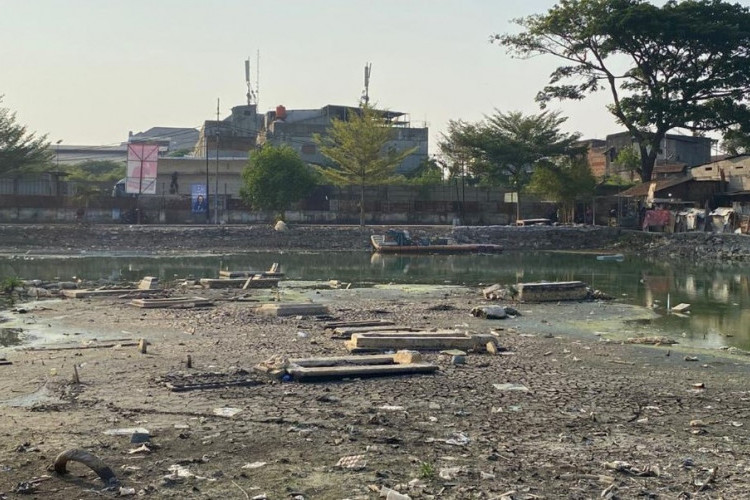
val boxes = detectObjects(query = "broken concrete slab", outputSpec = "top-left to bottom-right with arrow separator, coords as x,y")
323,319 -> 395,330
516,281 -> 588,302
137,276 -> 160,290
346,332 -> 496,353
255,302 -> 328,317
200,277 -> 280,289
130,296 -> 212,308
62,289 -> 136,299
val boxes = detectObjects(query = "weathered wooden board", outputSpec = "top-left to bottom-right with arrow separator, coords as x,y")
346,333 -> 496,352
219,270 -> 285,279
62,289 -> 136,299
323,319 -> 395,330
22,341 -> 141,352
256,303 -> 329,316
0,360 -> 12,366
332,325 -> 417,335
200,278 -> 280,289
165,379 -> 261,392
289,354 -> 400,367
287,362 -> 438,380
130,296 -> 212,308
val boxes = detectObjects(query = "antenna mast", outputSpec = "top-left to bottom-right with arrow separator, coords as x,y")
245,57 -> 257,106
360,62 -> 372,107
256,50 -> 260,109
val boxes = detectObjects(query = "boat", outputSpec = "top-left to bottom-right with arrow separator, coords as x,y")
370,230 -> 502,254
596,253 -> 625,262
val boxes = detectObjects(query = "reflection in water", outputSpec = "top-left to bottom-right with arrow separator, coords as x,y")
0,328 -> 23,347
1,251 -> 749,349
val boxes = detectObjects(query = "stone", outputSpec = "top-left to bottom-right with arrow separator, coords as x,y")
393,350 -> 422,364
274,220 -> 288,231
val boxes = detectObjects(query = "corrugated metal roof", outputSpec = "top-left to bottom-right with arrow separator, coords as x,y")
617,175 -> 692,197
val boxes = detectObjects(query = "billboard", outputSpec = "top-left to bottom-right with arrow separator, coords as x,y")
126,143 -> 159,194
191,184 -> 208,214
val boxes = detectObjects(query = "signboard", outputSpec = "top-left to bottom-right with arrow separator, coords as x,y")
126,143 -> 159,194
191,184 -> 208,214
504,192 -> 518,203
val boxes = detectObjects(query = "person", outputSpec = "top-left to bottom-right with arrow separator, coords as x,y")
193,194 -> 207,213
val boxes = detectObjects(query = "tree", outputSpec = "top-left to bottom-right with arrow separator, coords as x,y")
441,110 -> 583,191
612,147 -> 641,183
528,157 -> 596,223
315,104 -> 416,226
240,145 -> 317,221
66,160 -> 125,183
499,0 -> 750,183
402,157 -> 444,185
721,127 -> 750,156
0,97 -> 52,176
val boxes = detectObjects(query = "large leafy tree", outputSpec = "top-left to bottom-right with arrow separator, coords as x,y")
498,0 -> 750,183
721,127 -> 750,156
529,157 -> 597,223
0,97 -> 52,175
315,104 -> 415,226
240,144 -> 317,221
440,110 -> 583,191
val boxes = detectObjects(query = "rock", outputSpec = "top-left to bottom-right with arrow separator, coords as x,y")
470,305 -> 508,319
274,220 -> 288,232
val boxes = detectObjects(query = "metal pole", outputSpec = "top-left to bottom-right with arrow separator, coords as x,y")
205,133 -> 210,223
215,98 -> 220,225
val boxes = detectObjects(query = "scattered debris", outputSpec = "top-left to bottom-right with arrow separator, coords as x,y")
200,277 -> 279,289
493,383 -> 529,392
672,303 -> 691,312
213,407 -> 243,418
625,336 -> 678,345
470,305 -> 508,319
53,448 -> 119,487
335,454 -> 366,469
241,461 -> 267,469
137,276 -> 160,290
323,319 -> 395,330
603,460 -> 660,477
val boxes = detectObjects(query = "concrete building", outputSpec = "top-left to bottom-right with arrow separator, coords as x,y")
261,104 -> 429,174
127,127 -> 199,154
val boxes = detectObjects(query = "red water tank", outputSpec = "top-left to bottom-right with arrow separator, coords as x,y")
275,105 -> 287,120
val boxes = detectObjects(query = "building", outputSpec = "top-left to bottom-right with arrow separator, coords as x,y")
192,103 -> 428,175
262,104 -> 429,174
127,127 -> 199,154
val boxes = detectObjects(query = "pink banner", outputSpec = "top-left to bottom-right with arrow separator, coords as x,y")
126,143 -> 159,194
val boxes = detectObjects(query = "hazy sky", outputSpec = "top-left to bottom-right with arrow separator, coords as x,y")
1,0 -> 736,152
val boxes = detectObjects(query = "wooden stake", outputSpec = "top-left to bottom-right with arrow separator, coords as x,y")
73,364 -> 80,384
138,338 -> 147,354
186,355 -> 192,369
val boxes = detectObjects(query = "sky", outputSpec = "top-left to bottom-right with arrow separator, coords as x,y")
1,0 -> 741,153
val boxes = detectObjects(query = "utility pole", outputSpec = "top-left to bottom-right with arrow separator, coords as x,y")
215,98 -> 220,225
205,133 -> 210,223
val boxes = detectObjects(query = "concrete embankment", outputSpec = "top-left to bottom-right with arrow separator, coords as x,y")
0,223 -> 748,262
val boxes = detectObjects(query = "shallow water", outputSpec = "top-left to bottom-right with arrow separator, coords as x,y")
0,250 -> 748,350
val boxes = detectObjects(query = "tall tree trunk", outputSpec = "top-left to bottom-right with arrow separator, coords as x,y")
359,182 -> 365,227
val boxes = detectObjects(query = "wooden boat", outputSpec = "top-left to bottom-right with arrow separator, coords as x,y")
370,232 -> 502,254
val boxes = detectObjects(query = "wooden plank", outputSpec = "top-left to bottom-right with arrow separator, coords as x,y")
130,296 -> 212,308
62,289 -> 136,299
200,278 -> 280,289
349,330 -> 468,338
256,303 -> 328,317
346,333 -> 495,352
165,379 -> 261,392
22,341 -> 141,352
332,325 -> 417,335
288,354 -> 397,368
0,360 -> 12,366
323,319 -> 395,330
219,270 -> 285,279
287,362 -> 438,380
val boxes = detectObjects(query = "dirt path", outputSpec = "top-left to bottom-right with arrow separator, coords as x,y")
1,283 -> 749,499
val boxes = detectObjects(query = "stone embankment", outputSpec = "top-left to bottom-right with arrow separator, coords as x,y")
0,223 -> 748,262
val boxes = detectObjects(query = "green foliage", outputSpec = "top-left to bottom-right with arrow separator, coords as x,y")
440,110 -> 583,191
240,144 -> 318,221
403,157 -> 444,185
721,127 -> 750,156
419,461 -> 436,479
315,104 -> 417,226
498,0 -> 750,183
0,96 -> 52,176
1,276 -> 23,294
529,157 -> 596,223
65,160 -> 126,183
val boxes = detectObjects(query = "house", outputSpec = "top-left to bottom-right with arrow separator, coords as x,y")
585,132 -> 714,182
127,127 -> 199,154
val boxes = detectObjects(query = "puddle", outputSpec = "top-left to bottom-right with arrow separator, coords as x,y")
2,385 -> 65,408
0,328 -> 24,347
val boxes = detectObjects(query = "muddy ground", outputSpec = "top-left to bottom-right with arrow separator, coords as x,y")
1,224 -> 750,499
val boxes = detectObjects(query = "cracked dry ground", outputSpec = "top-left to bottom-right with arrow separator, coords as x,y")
1,288 -> 750,499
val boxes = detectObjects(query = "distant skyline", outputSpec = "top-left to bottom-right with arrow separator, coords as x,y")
1,0 -> 741,153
